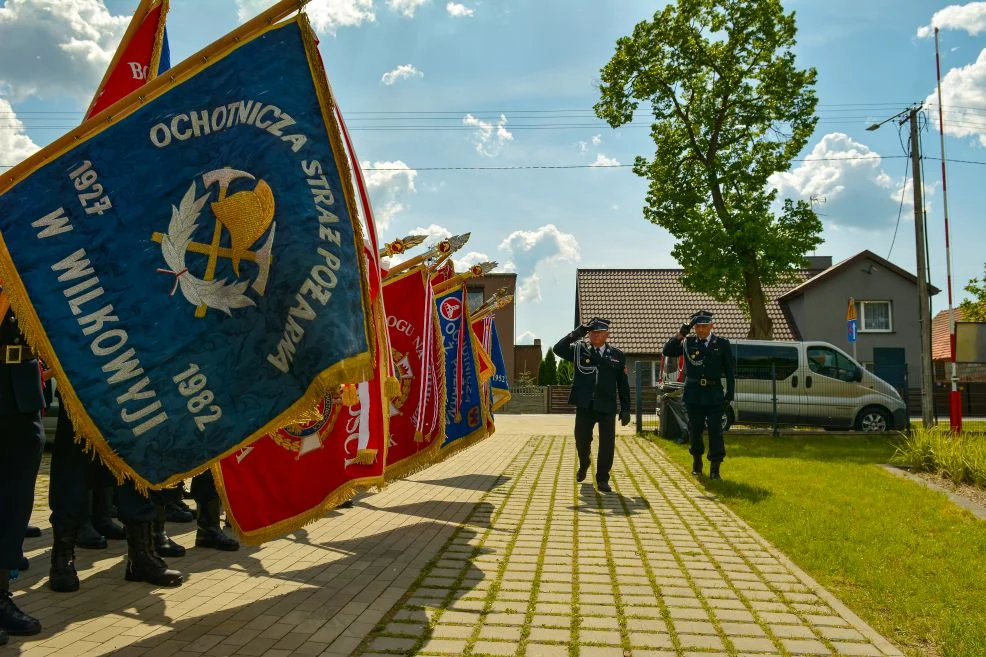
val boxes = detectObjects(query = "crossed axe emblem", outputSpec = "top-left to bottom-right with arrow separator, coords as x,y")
152,168 -> 276,318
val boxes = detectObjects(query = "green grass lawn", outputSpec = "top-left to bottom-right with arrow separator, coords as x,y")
653,432 -> 986,657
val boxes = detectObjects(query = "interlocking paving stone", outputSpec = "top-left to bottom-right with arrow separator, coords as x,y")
15,420 -> 905,657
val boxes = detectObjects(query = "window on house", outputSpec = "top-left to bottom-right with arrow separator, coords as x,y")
855,300 -> 893,332
466,287 -> 486,312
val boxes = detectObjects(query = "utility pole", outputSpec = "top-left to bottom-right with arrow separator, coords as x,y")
867,105 -> 936,429
908,107 -> 936,429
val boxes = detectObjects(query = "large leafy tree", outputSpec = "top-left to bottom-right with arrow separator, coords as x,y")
595,0 -> 823,338
960,262 -> 986,322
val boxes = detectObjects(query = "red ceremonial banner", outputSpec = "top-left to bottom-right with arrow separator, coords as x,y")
382,266 -> 445,481
214,306 -> 390,545
87,0 -> 170,120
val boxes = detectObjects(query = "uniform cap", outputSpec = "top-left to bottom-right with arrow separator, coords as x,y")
690,310 -> 714,325
586,317 -> 611,331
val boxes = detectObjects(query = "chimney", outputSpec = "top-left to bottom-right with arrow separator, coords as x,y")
805,256 -> 832,271
533,339 -> 541,346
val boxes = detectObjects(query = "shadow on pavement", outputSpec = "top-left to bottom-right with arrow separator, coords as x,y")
7,499 -> 495,656
416,474 -> 510,491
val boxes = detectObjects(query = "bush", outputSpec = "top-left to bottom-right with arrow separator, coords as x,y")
557,360 -> 574,385
538,350 -> 558,386
892,427 -> 986,487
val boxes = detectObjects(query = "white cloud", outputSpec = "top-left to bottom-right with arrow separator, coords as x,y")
925,48 -> 986,145
0,99 -> 40,167
409,224 -> 453,247
454,251 -> 491,271
360,160 -> 417,235
516,330 -> 538,345
769,132 -> 931,230
516,273 -> 543,303
499,224 -> 580,304
578,141 -> 588,153
446,2 -> 474,17
0,0 -> 130,102
381,64 -> 423,85
591,153 -> 621,167
917,2 -> 986,38
463,113 -> 514,157
591,134 -> 602,146
387,0 -> 429,17
237,0 -> 375,34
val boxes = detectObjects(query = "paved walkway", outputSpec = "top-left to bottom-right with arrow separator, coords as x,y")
11,416 -> 901,657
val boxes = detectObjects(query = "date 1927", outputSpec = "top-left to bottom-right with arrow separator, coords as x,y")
173,364 -> 223,431
67,161 -> 113,215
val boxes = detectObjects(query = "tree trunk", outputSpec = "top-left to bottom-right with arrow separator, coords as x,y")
743,270 -> 773,339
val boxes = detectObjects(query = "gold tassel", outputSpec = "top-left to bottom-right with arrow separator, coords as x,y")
342,384 -> 359,407
355,448 -> 378,465
413,430 -> 426,444
455,411 -> 462,423
384,376 -> 400,398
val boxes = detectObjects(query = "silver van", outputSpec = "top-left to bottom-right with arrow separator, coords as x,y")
658,339 -> 907,432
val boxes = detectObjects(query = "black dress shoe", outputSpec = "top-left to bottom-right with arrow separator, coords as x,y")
165,502 -> 196,524
691,456 -> 704,477
709,462 -> 722,481
18,557 -> 28,572
0,591 -> 42,636
596,482 -> 612,493
0,628 -> 7,645
23,526 -> 41,539
576,468 -> 588,483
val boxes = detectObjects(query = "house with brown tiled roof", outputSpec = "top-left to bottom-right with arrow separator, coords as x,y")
575,251 -> 937,390
932,308 -> 986,382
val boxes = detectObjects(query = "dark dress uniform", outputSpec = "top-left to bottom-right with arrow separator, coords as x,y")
553,318 -> 631,491
0,304 -> 44,639
662,311 -> 735,479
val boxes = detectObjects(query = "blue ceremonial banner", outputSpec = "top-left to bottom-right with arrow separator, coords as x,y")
435,286 -> 487,452
0,17 -> 374,488
489,321 -> 510,412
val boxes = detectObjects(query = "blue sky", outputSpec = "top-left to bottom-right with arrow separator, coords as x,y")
2,0 -> 985,348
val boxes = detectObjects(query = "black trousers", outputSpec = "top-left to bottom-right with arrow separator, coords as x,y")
0,411 -> 44,569
687,403 -> 726,462
49,411 -> 154,528
190,471 -> 218,504
574,406 -> 616,485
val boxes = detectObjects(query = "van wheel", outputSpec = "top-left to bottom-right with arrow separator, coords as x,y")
721,407 -> 734,433
855,406 -> 889,432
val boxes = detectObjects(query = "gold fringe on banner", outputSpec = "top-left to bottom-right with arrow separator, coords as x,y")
384,376 -> 400,398
341,384 -> 359,407
355,448 -> 378,465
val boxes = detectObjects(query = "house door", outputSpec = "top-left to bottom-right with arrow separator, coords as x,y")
873,347 -> 907,396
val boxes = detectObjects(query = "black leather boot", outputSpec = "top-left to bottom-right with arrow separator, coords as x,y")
153,504 -> 185,558
195,499 -> 239,551
17,557 -> 28,572
92,487 -> 126,540
691,455 -> 703,476
0,628 -> 7,645
0,571 -> 41,636
76,519 -> 107,550
165,499 -> 195,523
124,522 -> 183,587
709,462 -> 722,481
49,526 -> 80,593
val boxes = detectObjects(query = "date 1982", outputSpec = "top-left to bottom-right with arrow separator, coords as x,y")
173,364 -> 223,431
